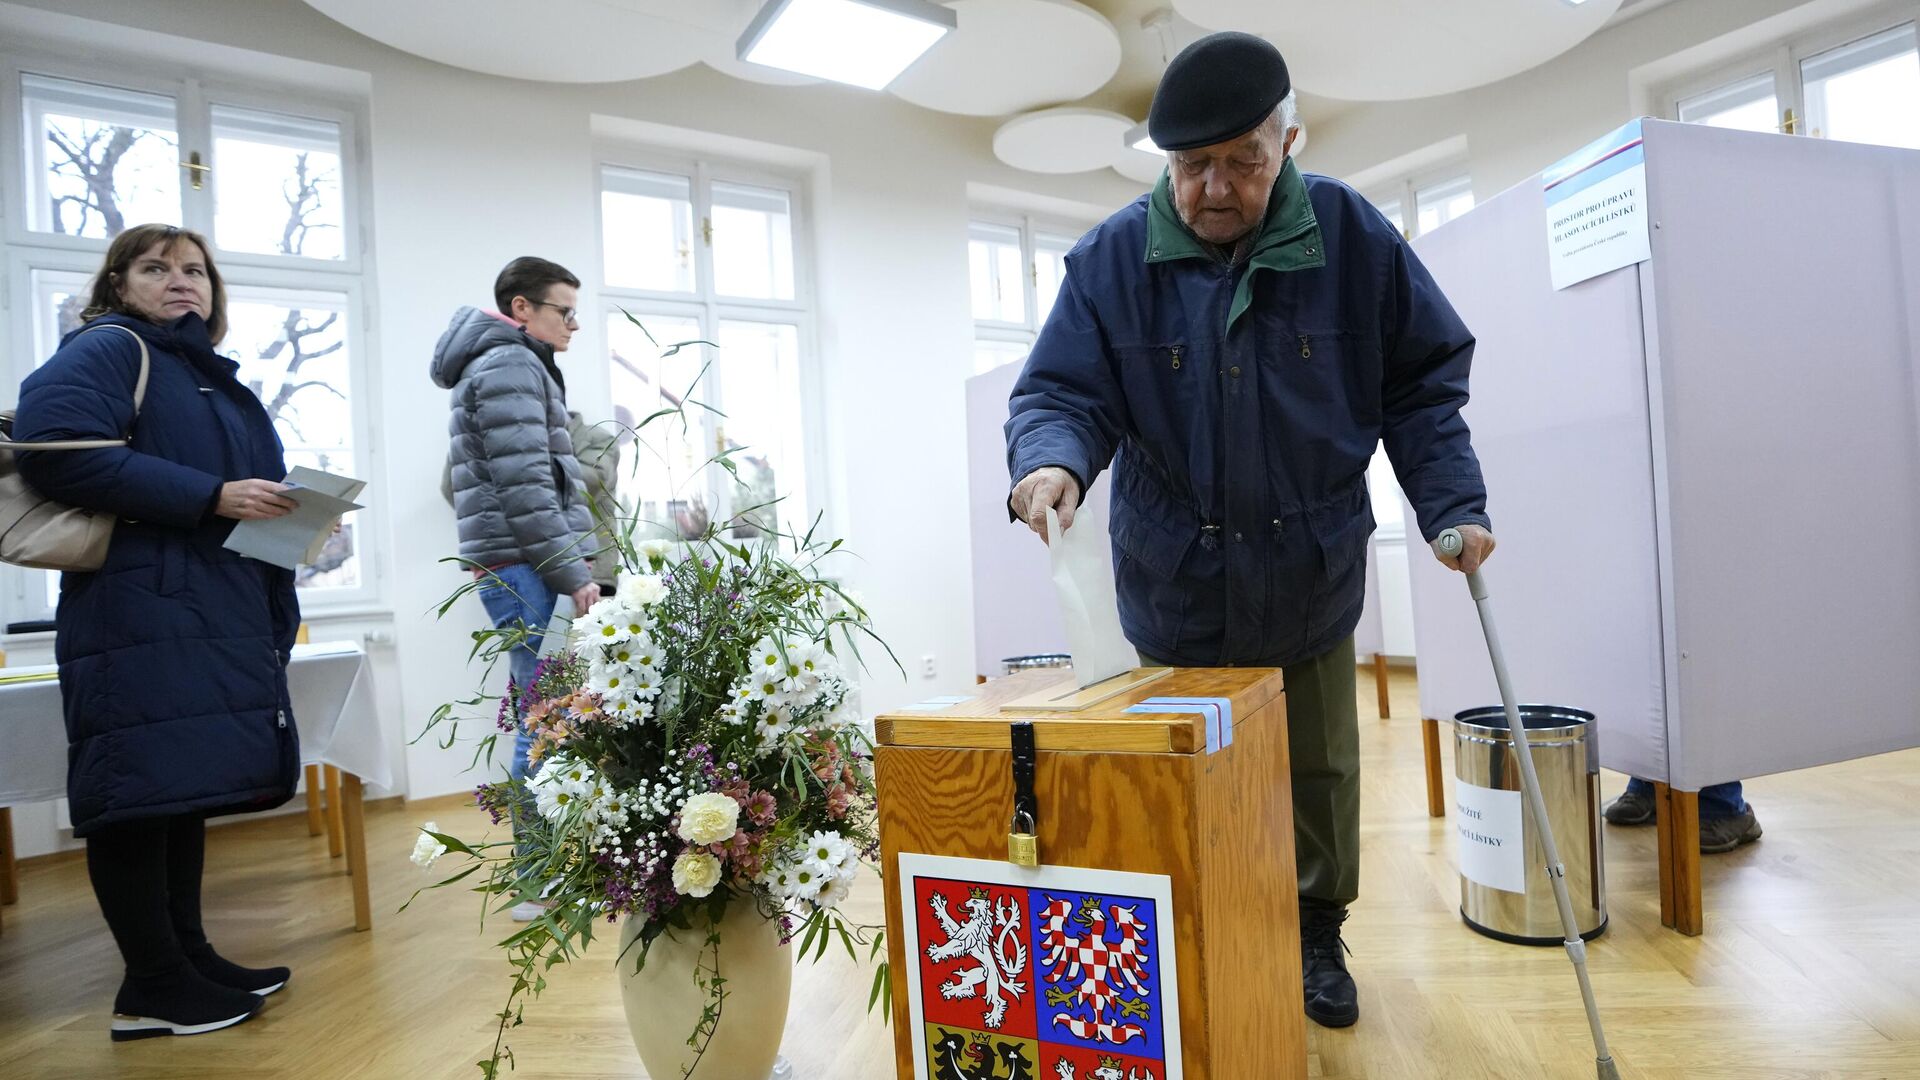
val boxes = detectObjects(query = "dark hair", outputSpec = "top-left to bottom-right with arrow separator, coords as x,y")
81,224 -> 228,344
493,256 -> 579,315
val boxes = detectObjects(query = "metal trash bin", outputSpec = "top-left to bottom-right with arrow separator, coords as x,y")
1453,705 -> 1608,945
1000,653 -> 1072,676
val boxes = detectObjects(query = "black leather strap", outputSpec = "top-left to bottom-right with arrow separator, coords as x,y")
1010,721 -> 1038,828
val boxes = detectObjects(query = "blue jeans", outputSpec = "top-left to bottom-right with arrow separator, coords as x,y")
475,563 -> 556,785
1625,777 -> 1747,821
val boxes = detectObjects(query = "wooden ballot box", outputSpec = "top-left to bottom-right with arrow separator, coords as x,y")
875,667 -> 1306,1080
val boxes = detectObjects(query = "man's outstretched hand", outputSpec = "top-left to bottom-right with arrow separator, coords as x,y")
1010,467 -> 1081,545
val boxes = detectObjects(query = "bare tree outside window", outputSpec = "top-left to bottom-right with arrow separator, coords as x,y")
26,74 -> 183,239
42,115 -> 181,238
227,294 -> 359,589
213,105 -> 346,260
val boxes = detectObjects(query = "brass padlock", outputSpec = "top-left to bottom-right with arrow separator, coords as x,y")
1007,811 -> 1039,867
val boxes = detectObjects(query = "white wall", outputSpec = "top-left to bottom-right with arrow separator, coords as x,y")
1307,0 -> 1893,203
0,0 -> 1144,858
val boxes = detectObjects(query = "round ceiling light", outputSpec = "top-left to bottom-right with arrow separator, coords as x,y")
890,0 -> 1122,116
302,0 -> 717,83
993,108 -> 1134,174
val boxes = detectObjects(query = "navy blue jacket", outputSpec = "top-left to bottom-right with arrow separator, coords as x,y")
15,313 -> 300,835
1007,162 -> 1490,667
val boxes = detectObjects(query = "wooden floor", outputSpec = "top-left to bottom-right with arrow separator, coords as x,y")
3,669 -> 1917,1079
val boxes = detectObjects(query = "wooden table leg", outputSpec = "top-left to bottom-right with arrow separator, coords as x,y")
1655,782 -> 1704,936
1422,717 -> 1447,818
1373,654 -> 1391,720
0,806 -> 14,936
323,765 -> 345,860
341,773 -> 371,932
303,764 -> 325,837
1,805 -> 17,905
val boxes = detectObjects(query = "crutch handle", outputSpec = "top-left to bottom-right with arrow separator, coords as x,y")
1436,527 -> 1488,600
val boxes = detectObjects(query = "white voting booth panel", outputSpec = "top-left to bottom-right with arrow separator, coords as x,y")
1408,119 -> 1920,790
964,359 -> 1108,677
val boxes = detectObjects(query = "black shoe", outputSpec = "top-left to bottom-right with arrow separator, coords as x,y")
1603,788 -> 1656,826
189,944 -> 290,996
1699,807 -> 1763,854
110,965 -> 263,1042
1300,900 -> 1358,1029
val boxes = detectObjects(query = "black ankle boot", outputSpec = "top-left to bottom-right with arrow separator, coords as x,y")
110,963 -> 262,1041
188,944 -> 290,996
1300,900 -> 1359,1028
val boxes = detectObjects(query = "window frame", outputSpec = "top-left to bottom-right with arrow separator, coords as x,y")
594,144 -> 827,544
0,49 -> 383,623
1365,164 -> 1474,241
1654,4 -> 1920,141
966,208 -> 1091,374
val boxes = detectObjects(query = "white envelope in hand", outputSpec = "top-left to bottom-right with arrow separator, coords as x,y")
1044,502 -> 1140,688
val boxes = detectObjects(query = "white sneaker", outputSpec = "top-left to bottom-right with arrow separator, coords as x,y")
510,900 -> 546,922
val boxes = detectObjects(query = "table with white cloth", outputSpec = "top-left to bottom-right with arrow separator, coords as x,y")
0,640 -> 389,933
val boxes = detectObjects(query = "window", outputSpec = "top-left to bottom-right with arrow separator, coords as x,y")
23,74 -> 180,238
598,155 -> 815,543
1666,18 -> 1920,150
1414,176 -> 1475,236
968,215 -> 1083,375
1676,72 -> 1779,132
4,57 -> 373,622
1365,171 -> 1474,240
1802,24 -> 1920,148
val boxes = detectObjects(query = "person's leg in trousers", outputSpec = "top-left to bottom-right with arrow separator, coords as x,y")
165,814 -> 289,994
1610,777 -> 1759,852
1697,780 -> 1762,853
477,562 -> 558,915
1283,634 -> 1362,1028
87,816 -> 261,1039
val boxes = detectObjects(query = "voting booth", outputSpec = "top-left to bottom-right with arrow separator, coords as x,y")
875,667 -> 1307,1080
1406,119 -> 1920,934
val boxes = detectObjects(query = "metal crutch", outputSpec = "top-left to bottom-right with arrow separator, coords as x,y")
1437,528 -> 1620,1080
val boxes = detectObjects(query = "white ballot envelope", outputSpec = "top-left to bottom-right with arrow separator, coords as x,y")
537,595 -> 577,659
222,466 -> 365,571
1044,501 -> 1140,688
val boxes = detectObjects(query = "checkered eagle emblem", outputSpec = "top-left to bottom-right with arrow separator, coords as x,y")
903,855 -> 1181,1080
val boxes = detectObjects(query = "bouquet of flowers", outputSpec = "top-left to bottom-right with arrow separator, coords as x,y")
410,322 -> 892,1079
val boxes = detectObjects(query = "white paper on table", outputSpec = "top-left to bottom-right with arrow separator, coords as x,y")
1044,503 -> 1140,688
222,466 -> 365,570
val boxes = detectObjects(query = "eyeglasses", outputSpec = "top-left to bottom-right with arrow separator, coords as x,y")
531,300 -> 579,327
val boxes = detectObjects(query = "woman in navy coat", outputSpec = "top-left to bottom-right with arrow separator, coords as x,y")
15,224 -> 303,1041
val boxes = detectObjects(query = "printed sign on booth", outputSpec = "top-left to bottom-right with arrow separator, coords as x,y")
1545,118 -> 1653,290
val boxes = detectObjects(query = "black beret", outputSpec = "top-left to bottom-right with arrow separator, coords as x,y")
1147,32 -> 1291,153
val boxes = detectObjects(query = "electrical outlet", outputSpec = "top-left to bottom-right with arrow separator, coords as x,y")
921,655 -> 937,679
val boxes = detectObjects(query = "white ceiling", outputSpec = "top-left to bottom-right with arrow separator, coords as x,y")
1171,0 -> 1625,101
300,0 -> 1646,180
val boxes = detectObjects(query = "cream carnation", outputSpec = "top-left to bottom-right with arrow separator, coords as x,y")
676,791 -> 742,845
671,851 -> 723,898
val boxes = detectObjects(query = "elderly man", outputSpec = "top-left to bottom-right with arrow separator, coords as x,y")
1005,32 -> 1495,1029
